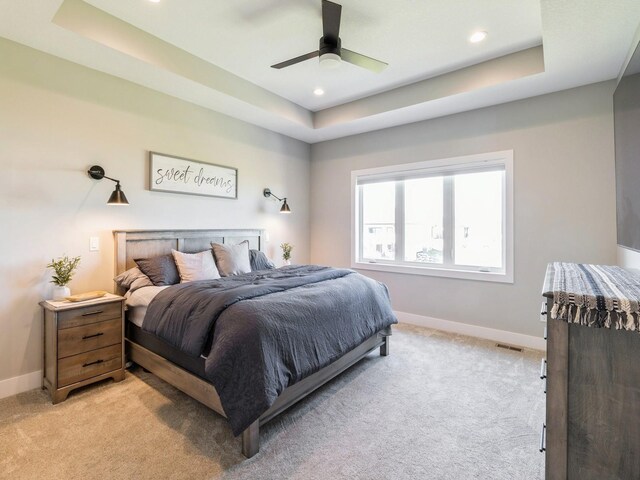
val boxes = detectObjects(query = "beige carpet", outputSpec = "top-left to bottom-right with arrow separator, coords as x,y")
0,324 -> 545,480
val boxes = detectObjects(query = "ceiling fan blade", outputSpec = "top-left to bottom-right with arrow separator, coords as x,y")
271,51 -> 319,69
322,0 -> 342,43
341,48 -> 388,73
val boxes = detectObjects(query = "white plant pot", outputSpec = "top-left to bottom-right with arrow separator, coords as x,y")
283,259 -> 291,266
51,285 -> 71,301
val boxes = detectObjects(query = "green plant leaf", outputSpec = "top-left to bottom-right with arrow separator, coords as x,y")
47,255 -> 81,286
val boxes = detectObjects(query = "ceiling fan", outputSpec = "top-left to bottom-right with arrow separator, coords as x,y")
270,0 -> 388,73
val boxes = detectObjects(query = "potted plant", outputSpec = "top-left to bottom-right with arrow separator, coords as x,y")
47,255 -> 81,300
280,243 -> 293,266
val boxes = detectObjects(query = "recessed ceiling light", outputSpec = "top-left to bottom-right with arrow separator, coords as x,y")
314,88 -> 325,96
148,0 -> 161,3
469,31 -> 487,43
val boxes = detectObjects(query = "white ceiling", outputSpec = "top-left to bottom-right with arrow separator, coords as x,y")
0,0 -> 639,143
83,0 -> 543,111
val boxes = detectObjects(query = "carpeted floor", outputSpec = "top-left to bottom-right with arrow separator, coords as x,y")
0,324 -> 545,480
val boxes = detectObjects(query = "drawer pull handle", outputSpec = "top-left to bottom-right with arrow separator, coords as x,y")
82,359 -> 104,368
81,310 -> 104,317
539,424 -> 546,452
543,326 -> 547,341
540,301 -> 547,316
540,358 -> 547,379
82,332 -> 104,340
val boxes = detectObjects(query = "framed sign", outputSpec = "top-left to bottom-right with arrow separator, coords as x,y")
149,152 -> 237,199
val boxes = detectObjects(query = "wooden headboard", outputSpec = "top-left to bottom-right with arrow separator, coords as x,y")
113,229 -> 265,294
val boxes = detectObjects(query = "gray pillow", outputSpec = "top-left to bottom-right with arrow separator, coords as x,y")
114,267 -> 154,293
211,241 -> 252,276
250,249 -> 275,271
135,254 -> 180,286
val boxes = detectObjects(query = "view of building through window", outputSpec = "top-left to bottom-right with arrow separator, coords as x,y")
358,168 -> 505,271
404,176 -> 443,264
361,182 -> 396,260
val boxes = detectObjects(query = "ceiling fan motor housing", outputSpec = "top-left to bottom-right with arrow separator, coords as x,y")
319,36 -> 341,57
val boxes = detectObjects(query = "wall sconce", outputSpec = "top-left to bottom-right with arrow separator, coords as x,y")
87,165 -> 129,205
263,188 -> 291,213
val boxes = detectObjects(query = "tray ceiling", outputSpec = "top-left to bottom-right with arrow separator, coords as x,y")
0,0 -> 639,143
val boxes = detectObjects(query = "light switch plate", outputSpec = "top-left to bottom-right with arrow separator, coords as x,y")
89,236 -> 100,251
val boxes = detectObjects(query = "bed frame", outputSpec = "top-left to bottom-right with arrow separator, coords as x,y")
114,229 -> 391,458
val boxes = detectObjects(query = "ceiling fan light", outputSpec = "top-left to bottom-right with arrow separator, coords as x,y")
469,31 -> 488,43
319,52 -> 341,69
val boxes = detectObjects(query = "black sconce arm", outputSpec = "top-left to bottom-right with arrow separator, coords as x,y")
88,166 -> 120,184
263,188 -> 284,202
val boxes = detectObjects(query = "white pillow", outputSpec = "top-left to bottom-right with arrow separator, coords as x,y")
171,249 -> 221,283
211,241 -> 252,276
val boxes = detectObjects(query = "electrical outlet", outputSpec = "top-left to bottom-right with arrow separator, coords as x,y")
89,236 -> 100,252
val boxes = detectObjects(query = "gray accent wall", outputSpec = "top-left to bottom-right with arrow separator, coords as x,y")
310,82 -> 617,338
0,39 -> 310,383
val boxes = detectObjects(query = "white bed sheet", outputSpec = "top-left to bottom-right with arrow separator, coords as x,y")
125,286 -> 167,327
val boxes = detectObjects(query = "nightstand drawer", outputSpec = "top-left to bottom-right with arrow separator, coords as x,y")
58,344 -> 122,387
58,302 -> 121,329
58,317 -> 122,359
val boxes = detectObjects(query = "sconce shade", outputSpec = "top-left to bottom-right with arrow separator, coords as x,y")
107,183 -> 129,205
264,187 -> 291,214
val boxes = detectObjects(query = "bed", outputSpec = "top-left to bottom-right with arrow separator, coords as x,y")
114,229 -> 395,458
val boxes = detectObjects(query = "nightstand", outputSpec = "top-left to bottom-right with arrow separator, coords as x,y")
40,294 -> 125,404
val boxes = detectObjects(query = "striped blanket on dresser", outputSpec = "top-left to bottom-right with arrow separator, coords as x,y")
542,262 -> 640,331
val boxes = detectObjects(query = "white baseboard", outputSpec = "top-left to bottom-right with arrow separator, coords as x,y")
0,370 -> 42,400
395,311 -> 546,351
618,245 -> 640,270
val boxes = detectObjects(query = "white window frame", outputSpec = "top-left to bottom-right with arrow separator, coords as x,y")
351,150 -> 514,283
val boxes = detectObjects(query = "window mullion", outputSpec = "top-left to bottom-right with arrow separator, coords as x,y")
395,181 -> 405,262
443,175 -> 454,266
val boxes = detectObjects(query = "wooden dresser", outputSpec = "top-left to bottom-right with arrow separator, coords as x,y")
541,263 -> 640,480
41,294 -> 125,403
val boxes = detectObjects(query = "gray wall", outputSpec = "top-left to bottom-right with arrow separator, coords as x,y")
310,82 -> 617,338
0,33 -> 620,383
0,39 -> 310,382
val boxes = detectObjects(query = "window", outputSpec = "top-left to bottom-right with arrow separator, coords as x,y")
352,151 -> 513,282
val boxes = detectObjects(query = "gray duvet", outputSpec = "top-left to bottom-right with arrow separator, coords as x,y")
143,265 -> 397,435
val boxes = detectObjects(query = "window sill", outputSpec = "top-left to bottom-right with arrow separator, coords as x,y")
352,261 -> 514,284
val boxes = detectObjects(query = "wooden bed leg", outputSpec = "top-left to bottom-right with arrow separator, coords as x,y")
380,335 -> 390,356
242,420 -> 260,458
